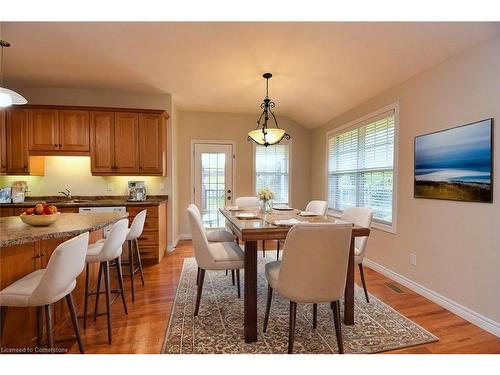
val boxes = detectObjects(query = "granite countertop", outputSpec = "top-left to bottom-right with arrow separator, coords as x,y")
0,195 -> 168,208
0,212 -> 129,247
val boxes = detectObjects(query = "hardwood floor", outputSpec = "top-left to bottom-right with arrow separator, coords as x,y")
55,240 -> 500,354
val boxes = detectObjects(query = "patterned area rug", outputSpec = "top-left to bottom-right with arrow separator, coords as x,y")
161,255 -> 437,354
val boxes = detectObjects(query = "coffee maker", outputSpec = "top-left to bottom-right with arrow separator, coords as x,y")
128,181 -> 146,201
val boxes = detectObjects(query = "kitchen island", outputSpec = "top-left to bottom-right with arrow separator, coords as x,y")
0,212 -> 128,348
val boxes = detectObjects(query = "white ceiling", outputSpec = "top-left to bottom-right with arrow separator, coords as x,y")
2,22 -> 499,128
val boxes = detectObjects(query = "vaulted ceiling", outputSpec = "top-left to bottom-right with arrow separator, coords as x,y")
2,22 -> 499,128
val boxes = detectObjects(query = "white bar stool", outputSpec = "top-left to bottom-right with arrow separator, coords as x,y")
0,232 -> 89,354
122,209 -> 147,302
82,219 -> 129,345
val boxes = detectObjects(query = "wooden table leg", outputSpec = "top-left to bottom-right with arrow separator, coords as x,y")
344,237 -> 355,325
244,240 -> 258,342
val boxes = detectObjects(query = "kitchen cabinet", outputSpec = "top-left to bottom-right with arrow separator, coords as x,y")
58,110 -> 90,152
28,109 -> 60,151
90,111 -> 115,174
114,112 -> 140,174
139,113 -> 166,175
29,109 -> 90,154
0,109 -> 6,173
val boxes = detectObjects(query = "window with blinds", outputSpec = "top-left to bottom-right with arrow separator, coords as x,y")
255,143 -> 290,204
327,109 -> 395,226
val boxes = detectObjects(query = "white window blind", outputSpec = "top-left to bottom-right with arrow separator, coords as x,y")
328,110 -> 395,225
255,143 -> 289,204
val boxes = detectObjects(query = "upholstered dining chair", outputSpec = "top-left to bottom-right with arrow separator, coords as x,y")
340,207 -> 373,303
0,232 -> 89,353
235,196 -> 267,257
263,223 -> 352,354
276,200 -> 329,260
187,204 -> 244,315
190,204 -> 239,286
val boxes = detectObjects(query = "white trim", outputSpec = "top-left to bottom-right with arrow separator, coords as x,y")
190,139 -> 237,205
177,233 -> 192,241
252,140 -> 292,207
363,258 -> 500,338
324,102 -> 399,234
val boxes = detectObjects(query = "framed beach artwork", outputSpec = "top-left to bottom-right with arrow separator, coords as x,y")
414,118 -> 493,203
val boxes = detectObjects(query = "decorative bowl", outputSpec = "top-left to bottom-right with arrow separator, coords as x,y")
19,212 -> 61,226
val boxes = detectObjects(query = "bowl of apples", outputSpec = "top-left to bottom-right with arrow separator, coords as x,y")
19,203 -> 60,226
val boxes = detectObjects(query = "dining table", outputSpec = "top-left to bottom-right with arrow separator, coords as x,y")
219,206 -> 371,343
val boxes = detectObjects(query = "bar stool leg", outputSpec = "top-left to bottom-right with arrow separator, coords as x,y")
231,270 -> 235,285
236,269 -> 241,299
103,261 -> 112,344
135,239 -> 145,286
129,240 -> 135,303
36,306 -> 43,347
115,256 -> 128,315
93,262 -> 103,321
45,304 -> 54,349
66,293 -> 84,354
83,263 -> 90,329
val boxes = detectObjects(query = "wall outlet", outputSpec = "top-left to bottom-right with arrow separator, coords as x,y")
107,183 -> 114,192
409,253 -> 417,266
159,183 -> 165,192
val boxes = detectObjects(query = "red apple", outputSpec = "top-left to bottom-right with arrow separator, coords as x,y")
43,205 -> 52,215
25,207 -> 35,215
34,203 -> 44,215
48,205 -> 58,214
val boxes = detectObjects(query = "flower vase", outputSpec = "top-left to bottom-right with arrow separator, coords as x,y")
260,199 -> 272,213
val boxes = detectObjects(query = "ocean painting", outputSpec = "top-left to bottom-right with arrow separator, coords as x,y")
414,119 -> 493,202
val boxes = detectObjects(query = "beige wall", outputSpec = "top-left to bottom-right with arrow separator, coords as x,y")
176,111 -> 311,236
310,36 -> 500,324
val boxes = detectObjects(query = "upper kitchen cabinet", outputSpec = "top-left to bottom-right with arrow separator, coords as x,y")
90,110 -> 168,176
1,109 -> 6,174
6,108 -> 44,175
58,110 -> 90,152
28,108 -> 90,154
139,113 -> 166,175
114,112 -> 140,174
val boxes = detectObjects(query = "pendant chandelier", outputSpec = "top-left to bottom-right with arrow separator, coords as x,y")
0,40 -> 28,108
248,72 -> 290,147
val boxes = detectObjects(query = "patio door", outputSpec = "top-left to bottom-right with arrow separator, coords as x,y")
193,143 -> 234,228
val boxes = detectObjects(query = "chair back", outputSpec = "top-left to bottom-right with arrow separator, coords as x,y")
235,196 -> 259,208
305,200 -> 328,215
340,207 -> 373,260
30,232 -> 89,305
98,219 -> 129,261
277,223 -> 352,303
127,209 -> 147,240
187,204 -> 213,269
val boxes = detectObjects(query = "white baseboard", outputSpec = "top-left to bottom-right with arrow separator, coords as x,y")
178,233 -> 192,241
363,258 -> 500,338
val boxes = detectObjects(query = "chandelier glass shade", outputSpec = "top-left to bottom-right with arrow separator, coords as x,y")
0,40 -> 27,108
247,73 -> 290,147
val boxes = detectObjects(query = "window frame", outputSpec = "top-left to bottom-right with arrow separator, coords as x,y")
325,102 -> 399,234
252,140 -> 292,206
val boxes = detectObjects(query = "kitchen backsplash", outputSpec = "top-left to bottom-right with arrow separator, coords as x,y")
0,156 -> 169,197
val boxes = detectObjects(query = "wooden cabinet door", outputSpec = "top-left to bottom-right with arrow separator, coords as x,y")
138,113 -> 164,175
90,111 -> 115,174
6,108 -> 30,174
58,110 -> 90,152
28,109 -> 59,151
114,112 -> 139,174
0,109 -> 6,173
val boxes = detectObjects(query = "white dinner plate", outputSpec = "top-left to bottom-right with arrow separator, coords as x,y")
235,213 -> 257,219
298,211 -> 317,217
273,206 -> 294,211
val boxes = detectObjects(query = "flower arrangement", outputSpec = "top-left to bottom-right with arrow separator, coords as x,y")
258,188 -> 275,201
258,188 -> 275,213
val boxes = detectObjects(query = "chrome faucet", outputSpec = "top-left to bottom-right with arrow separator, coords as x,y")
59,189 -> 72,200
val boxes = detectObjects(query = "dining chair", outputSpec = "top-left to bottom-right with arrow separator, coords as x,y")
341,207 -> 373,303
82,219 -> 129,344
276,200 -> 328,260
190,204 -> 239,286
234,196 -> 267,257
263,223 -> 352,354
187,204 -> 244,315
0,232 -> 89,353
